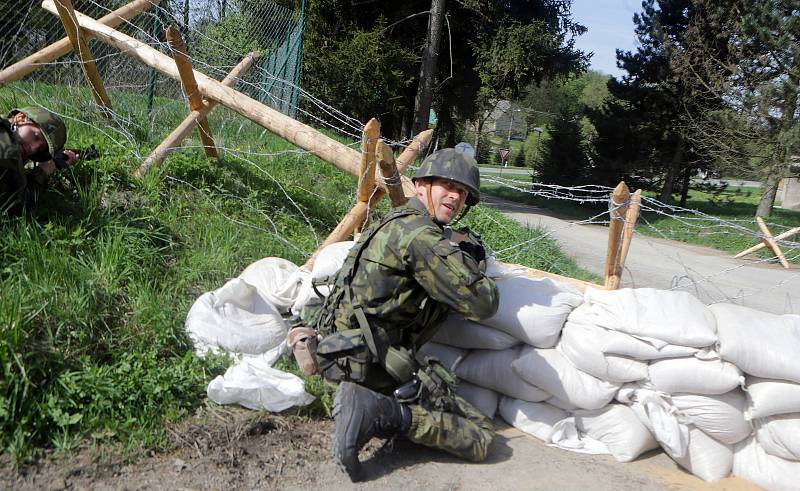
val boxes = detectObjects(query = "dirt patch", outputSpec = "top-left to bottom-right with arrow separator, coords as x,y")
1,406 -> 761,491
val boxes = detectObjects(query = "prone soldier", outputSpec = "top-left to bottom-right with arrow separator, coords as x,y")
0,106 -> 79,209
298,148 -> 500,481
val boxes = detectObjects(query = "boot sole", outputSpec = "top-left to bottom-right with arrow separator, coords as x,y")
332,382 -> 363,482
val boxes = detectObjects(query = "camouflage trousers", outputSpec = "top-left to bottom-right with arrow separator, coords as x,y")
405,392 -> 495,462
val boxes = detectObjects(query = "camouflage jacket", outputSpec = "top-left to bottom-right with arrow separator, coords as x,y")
332,197 -> 499,346
0,119 -> 26,203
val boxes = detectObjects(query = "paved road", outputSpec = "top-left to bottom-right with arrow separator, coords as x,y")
484,195 -> 800,315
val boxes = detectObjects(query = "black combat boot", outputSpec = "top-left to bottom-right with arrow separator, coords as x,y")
332,382 -> 412,482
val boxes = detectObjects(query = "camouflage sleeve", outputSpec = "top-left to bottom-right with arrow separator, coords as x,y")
407,226 -> 499,320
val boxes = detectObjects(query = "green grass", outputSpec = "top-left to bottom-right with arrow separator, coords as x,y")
1,81 -> 593,464
481,175 -> 800,263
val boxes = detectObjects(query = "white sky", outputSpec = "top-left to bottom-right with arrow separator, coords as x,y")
570,0 -> 642,78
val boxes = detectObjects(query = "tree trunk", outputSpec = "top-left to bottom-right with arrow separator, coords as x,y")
411,0 -> 446,135
679,166 -> 692,207
658,139 -> 685,203
756,169 -> 782,217
182,0 -> 190,32
473,118 -> 485,161
757,75 -> 798,217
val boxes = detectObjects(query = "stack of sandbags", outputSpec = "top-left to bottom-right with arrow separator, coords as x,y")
709,303 -> 800,490
419,268 -> 584,419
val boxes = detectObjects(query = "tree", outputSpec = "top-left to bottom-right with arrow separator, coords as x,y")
411,0 -> 446,135
667,0 -> 800,216
536,107 -> 588,184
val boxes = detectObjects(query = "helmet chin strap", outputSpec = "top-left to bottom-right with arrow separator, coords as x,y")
425,183 -> 436,218
452,204 -> 471,224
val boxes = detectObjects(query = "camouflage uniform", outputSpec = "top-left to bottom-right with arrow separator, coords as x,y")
0,119 -> 26,206
0,107 -> 67,207
313,196 -> 499,461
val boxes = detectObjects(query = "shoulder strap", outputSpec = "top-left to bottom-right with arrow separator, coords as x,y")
312,206 -> 423,335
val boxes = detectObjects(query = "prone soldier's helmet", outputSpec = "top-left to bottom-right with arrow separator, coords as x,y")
8,107 -> 66,162
413,148 -> 481,206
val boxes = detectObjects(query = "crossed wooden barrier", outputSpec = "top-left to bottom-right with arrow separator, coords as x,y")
735,218 -> 800,269
8,0 -> 643,292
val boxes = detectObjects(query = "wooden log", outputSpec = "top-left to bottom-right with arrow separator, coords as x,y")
604,181 -> 631,290
303,130 -> 433,269
756,216 -> 790,269
503,262 -> 605,293
52,0 -> 113,112
357,118 -> 380,203
135,51 -> 259,177
0,0 -> 159,86
376,140 -> 407,207
41,0 -> 363,176
734,225 -> 800,258
614,189 -> 641,285
165,25 -> 217,158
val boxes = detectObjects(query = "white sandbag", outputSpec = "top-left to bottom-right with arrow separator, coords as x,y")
549,417 -> 611,455
573,404 -> 659,462
581,287 -> 717,348
547,396 -> 578,412
457,382 -> 499,419
456,347 -> 551,402
734,437 -> 800,491
711,303 -> 800,384
636,390 -> 690,457
566,306 -> 699,360
558,321 -> 648,383
238,257 -> 303,313
667,425 -> 734,483
671,391 -> 751,445
416,342 -> 467,372
755,414 -> 800,461
746,376 -> 800,419
431,314 -> 520,350
512,346 -> 620,410
480,276 -> 582,348
499,397 -> 568,442
207,343 -> 315,411
648,356 -> 742,395
310,240 -> 355,280
186,278 -> 288,356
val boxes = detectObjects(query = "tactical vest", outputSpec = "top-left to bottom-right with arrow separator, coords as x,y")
308,205 -> 445,391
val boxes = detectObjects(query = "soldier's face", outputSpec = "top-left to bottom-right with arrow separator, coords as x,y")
13,117 -> 48,161
417,177 -> 468,224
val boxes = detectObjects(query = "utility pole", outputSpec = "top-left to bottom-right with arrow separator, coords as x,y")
411,0 -> 446,137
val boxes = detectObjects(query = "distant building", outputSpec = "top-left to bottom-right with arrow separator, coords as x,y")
484,100 -> 528,141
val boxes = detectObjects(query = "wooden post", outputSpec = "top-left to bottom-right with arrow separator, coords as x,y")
41,0 -> 363,177
604,181 -> 631,290
165,25 -> 218,158
0,0 -> 159,86
376,140 -> 407,207
135,51 -> 260,177
614,189 -> 641,286
303,130 -> 433,269
52,0 -> 113,113
755,216 -> 790,269
735,225 -> 800,259
354,118 -> 380,236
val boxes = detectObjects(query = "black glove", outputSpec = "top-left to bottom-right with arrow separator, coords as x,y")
458,239 -> 486,264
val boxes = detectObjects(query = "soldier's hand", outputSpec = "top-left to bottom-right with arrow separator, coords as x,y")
54,149 -> 80,169
458,240 -> 486,264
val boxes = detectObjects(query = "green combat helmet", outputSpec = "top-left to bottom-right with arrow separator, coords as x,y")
8,107 -> 66,162
413,148 -> 480,205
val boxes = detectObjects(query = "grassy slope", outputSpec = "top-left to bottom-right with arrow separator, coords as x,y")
482,174 -> 800,263
1,82 -> 592,463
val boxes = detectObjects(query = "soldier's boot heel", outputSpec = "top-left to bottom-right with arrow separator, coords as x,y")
332,382 -> 411,482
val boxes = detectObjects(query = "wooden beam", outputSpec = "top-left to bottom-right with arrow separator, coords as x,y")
52,0 -> 113,113
303,130 -> 433,269
0,0 -> 159,86
376,140 -> 407,207
41,0 -> 363,176
135,51 -> 260,177
755,216 -> 790,269
165,25 -> 217,158
614,188 -> 641,285
503,261 -> 605,293
734,225 -> 800,259
357,118 -> 380,203
604,181 -> 631,290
